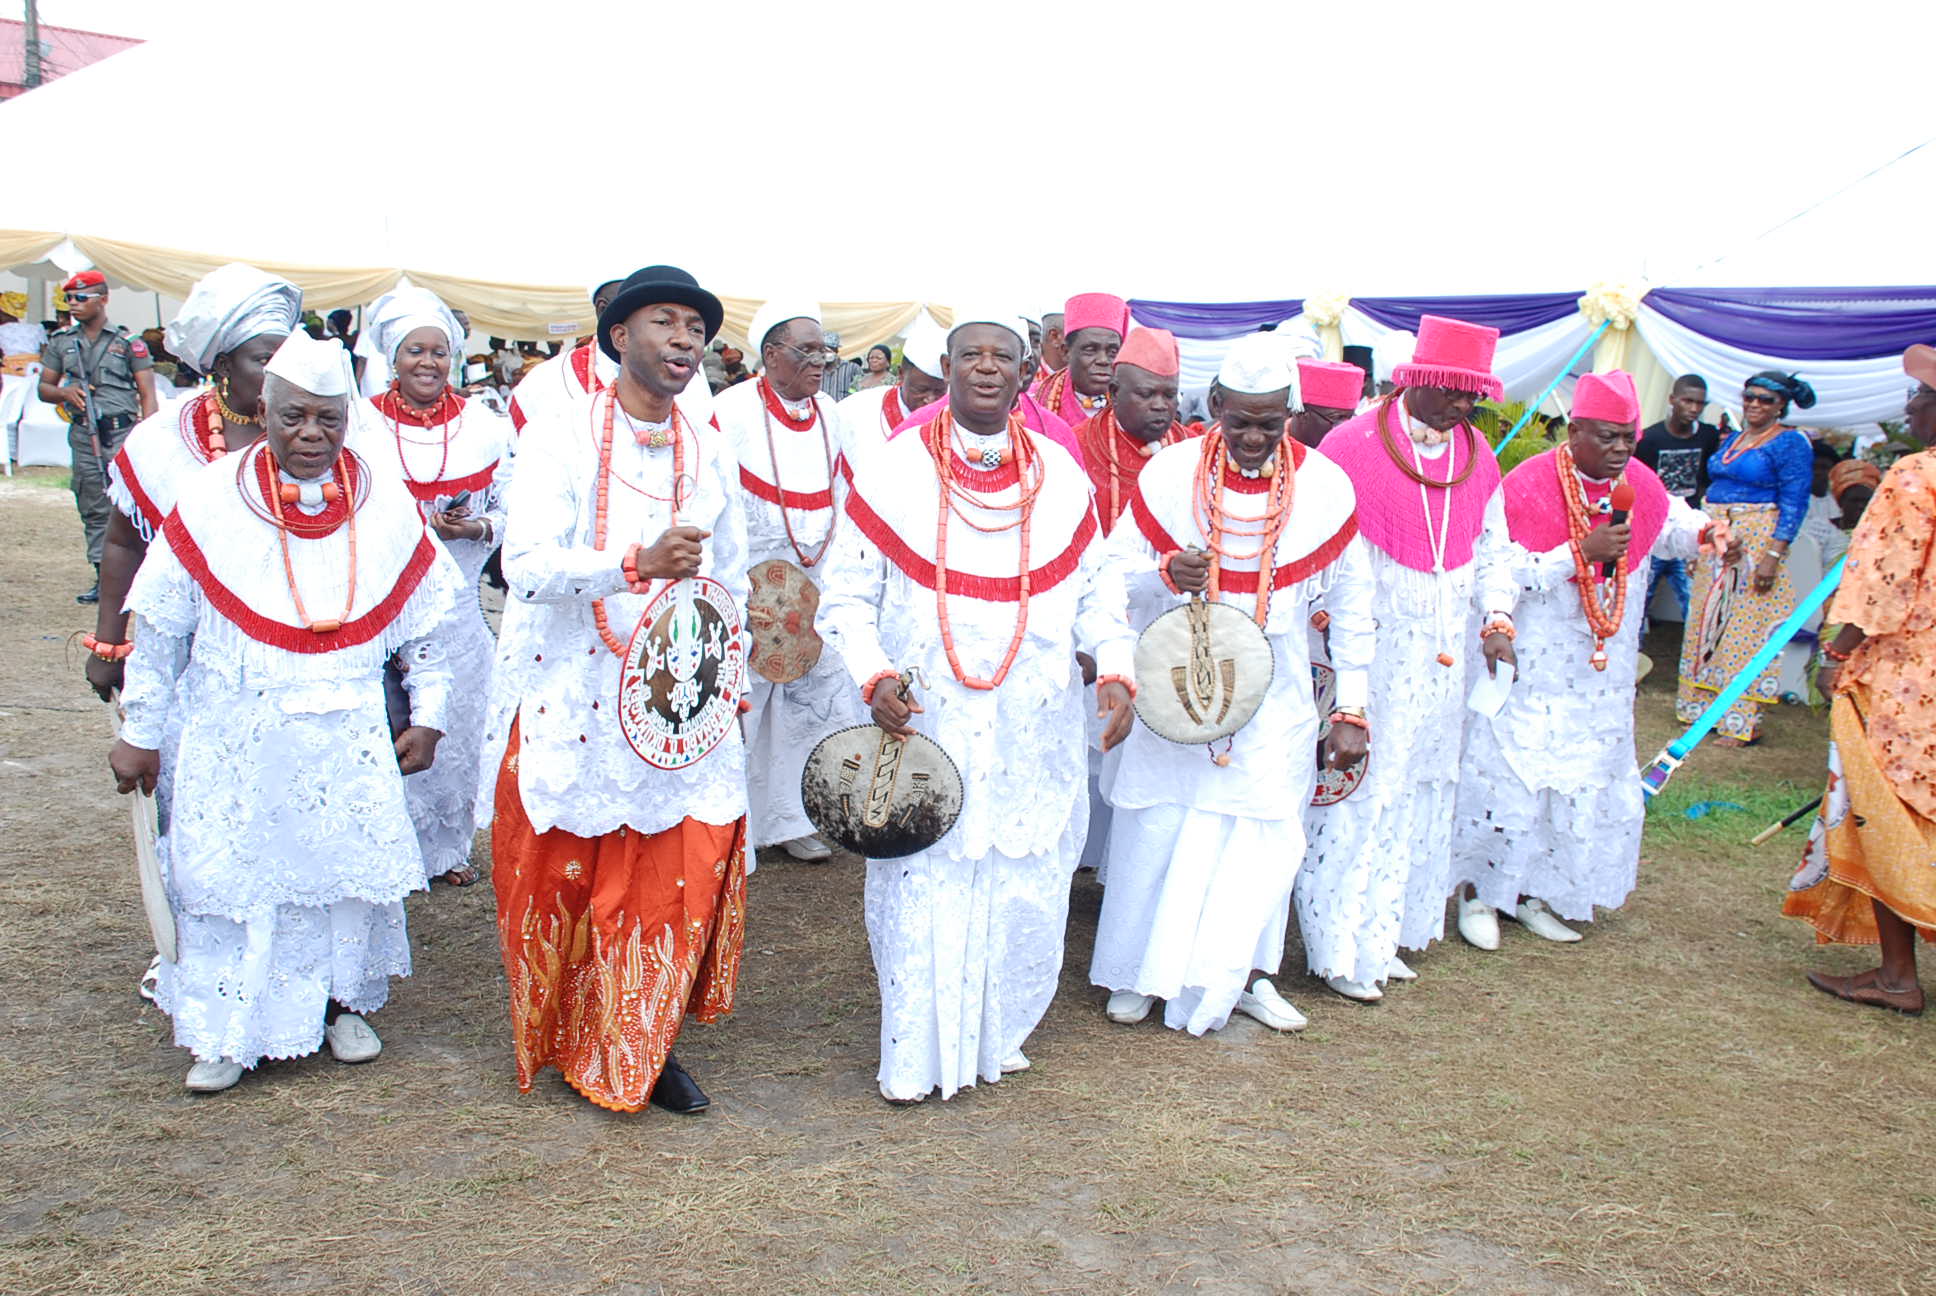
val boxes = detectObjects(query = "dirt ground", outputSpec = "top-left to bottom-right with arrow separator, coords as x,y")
2,466 -> 1931,1296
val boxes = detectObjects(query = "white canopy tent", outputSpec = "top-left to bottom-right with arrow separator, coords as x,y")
0,0 -> 1928,353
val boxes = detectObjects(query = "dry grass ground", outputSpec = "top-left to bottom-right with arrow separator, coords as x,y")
2,468 -> 1930,1296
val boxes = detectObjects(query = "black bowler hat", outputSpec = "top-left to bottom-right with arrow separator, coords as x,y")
597,265 -> 725,361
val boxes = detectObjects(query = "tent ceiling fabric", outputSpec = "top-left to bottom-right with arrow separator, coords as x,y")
0,2 -> 1924,349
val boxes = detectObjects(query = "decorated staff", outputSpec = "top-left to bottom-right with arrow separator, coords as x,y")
816,307 -> 1137,1104
1783,346 -> 1936,1014
107,330 -> 470,1094
1089,331 -> 1371,1036
482,265 -> 750,1117
1297,319 -> 1500,1001
714,300 -> 866,863
363,286 -> 514,887
1451,371 -> 1735,949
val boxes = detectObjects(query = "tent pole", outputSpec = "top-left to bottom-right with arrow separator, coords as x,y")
1494,319 -> 1609,452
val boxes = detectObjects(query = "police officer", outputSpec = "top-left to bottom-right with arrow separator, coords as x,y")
39,270 -> 158,604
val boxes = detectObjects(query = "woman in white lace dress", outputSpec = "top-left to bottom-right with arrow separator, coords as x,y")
362,287 -> 513,886
108,333 -> 467,1093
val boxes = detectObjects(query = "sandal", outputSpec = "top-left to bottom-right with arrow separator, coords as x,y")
1806,969 -> 1925,1017
435,865 -> 480,888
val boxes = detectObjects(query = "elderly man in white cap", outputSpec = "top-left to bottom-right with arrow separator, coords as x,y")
817,307 -> 1138,1103
1089,331 -> 1374,1036
363,285 -> 516,888
836,314 -> 949,465
85,263 -> 304,702
712,299 -> 861,862
108,330 -> 469,1094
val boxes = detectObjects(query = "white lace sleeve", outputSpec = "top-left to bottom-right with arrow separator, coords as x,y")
501,431 -> 628,604
1475,491 -> 1572,614
120,540 -> 197,749
1073,528 -> 1135,682
815,506 -> 895,688
1319,536 -> 1376,709
1654,494 -> 1708,562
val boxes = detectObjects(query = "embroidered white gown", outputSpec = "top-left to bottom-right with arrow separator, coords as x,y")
1452,487 -> 1707,921
1090,440 -> 1373,1033
817,420 -> 1135,1101
367,392 -> 514,881
120,445 -> 468,1067
1295,440 -> 1483,984
714,379 -> 865,852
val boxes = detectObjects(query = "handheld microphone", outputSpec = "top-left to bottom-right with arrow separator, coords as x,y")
1603,480 -> 1636,579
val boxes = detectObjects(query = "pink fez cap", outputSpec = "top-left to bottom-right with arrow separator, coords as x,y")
1064,292 -> 1130,339
1115,326 -> 1179,378
1572,370 -> 1641,425
1297,358 -> 1366,411
1392,314 -> 1504,400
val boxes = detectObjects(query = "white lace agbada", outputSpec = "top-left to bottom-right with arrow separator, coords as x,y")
817,418 -> 1135,1100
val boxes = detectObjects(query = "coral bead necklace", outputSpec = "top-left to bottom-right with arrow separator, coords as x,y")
1554,444 -> 1628,670
757,377 -> 838,568
589,385 -> 689,656
923,410 -> 1039,689
1191,429 -> 1294,627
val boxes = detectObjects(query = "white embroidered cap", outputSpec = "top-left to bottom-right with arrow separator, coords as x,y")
265,330 -> 355,398
901,313 -> 948,379
946,306 -> 1028,353
1217,331 -> 1301,406
748,299 -> 822,354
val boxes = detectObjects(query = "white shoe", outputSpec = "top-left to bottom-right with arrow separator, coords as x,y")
1514,898 -> 1583,943
185,1060 -> 244,1093
324,1013 -> 383,1063
1458,894 -> 1501,951
1384,956 -> 1418,982
1326,975 -> 1383,1002
1000,1051 -> 1030,1074
781,834 -> 833,862
1235,978 -> 1307,1031
138,955 -> 161,1002
1105,990 -> 1154,1024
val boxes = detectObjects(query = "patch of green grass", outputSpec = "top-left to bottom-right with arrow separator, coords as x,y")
1642,771 -> 1819,852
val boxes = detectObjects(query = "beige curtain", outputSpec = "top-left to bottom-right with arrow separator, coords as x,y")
74,236 -> 402,311
0,231 -> 61,271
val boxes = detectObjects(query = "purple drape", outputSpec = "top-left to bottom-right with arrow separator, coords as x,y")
1127,299 -> 1303,338
1642,286 -> 1936,360
1349,293 -> 1584,335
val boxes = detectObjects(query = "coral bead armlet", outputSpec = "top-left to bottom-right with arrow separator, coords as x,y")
1096,673 -> 1137,700
82,633 -> 133,661
1820,643 -> 1852,664
1158,550 -> 1185,595
860,669 -> 901,705
1329,708 -> 1370,732
1479,619 -> 1517,642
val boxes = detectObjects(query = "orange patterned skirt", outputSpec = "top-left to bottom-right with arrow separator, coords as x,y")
492,720 -> 747,1111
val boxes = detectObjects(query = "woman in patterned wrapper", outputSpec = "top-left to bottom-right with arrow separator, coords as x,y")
1783,346 -> 1936,1015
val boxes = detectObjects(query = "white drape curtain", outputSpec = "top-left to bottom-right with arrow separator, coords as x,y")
1634,305 -> 1910,427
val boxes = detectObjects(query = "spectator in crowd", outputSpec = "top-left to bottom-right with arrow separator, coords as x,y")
820,329 -> 862,397
1635,374 -> 1723,622
853,343 -> 895,391
1,291 -> 47,371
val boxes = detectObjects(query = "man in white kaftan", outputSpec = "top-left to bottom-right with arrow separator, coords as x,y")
110,332 -> 467,1094
817,311 -> 1137,1102
1091,335 -> 1373,1035
834,313 -> 949,468
715,300 -> 865,862
1452,372 -> 1726,942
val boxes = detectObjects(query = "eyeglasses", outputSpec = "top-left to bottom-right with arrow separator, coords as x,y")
772,342 -> 825,367
1741,392 -> 1780,406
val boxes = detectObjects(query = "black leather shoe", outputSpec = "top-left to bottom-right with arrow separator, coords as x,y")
649,1053 -> 710,1114
76,582 -> 100,605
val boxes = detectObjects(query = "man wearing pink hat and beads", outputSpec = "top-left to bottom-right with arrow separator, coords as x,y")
1451,370 -> 1736,947
1296,319 -> 1505,999
1032,292 -> 1130,429
1289,358 -> 1368,448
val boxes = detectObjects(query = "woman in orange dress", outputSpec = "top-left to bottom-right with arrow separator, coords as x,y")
1783,345 -> 1936,1014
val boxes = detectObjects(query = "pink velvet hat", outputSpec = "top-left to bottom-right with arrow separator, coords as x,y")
1392,314 -> 1504,400
1297,359 -> 1366,411
1572,370 -> 1640,425
1115,326 -> 1179,377
1064,292 -> 1130,339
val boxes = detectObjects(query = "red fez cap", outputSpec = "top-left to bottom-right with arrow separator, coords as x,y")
62,269 -> 107,293
1063,292 -> 1129,339
1296,359 -> 1365,411
1115,326 -> 1179,378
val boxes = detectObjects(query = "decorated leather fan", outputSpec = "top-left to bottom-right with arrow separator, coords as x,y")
745,557 -> 823,684
802,669 -> 963,859
618,576 -> 746,771
1310,661 -> 1369,805
1131,595 -> 1273,746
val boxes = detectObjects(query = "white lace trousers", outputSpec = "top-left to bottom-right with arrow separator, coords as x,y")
744,644 -> 861,851
155,898 -> 410,1067
1296,773 -> 1457,984
1089,805 -> 1298,1035
865,818 -> 1079,1101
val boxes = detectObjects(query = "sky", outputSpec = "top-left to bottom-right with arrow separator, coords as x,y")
7,0 -> 1932,304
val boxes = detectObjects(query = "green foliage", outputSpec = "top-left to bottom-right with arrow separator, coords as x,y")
1475,400 -> 1559,473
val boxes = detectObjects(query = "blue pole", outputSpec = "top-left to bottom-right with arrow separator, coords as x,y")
1639,555 -> 1846,800
1493,319 -> 1611,453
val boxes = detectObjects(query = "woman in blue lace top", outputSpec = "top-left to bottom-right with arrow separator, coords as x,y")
1676,370 -> 1818,744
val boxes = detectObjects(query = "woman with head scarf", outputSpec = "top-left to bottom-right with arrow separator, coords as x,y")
852,343 -> 896,391
363,286 -> 513,887
1782,346 -> 1936,1014
1674,369 -> 1818,745
84,264 -> 303,702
